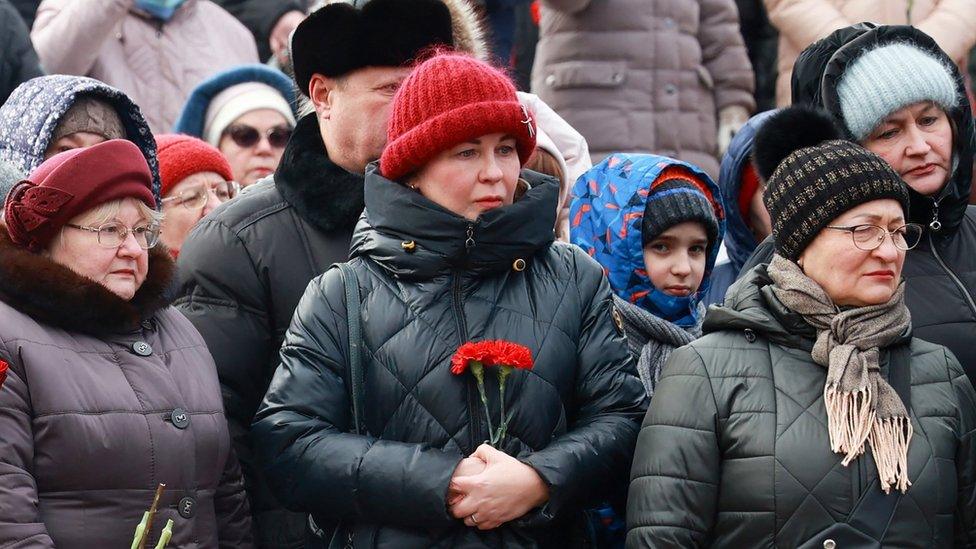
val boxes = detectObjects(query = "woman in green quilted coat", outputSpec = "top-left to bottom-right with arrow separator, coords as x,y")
626,107 -> 976,548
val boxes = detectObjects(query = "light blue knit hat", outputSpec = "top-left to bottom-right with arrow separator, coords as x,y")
837,42 -> 959,140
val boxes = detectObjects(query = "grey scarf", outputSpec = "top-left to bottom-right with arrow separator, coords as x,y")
767,254 -> 913,493
612,294 -> 702,397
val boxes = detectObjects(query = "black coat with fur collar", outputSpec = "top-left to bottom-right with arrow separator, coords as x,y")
175,113 -> 364,547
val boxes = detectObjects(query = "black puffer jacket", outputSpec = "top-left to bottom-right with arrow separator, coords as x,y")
739,25 -> 976,384
0,0 -> 42,104
627,265 -> 976,547
175,114 -> 365,548
252,166 -> 647,548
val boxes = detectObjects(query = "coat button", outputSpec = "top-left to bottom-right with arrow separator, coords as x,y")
823,540 -> 836,549
743,329 -> 757,343
664,84 -> 677,95
170,408 -> 190,429
401,240 -> 416,253
178,496 -> 196,518
512,258 -> 526,272
131,341 -> 152,356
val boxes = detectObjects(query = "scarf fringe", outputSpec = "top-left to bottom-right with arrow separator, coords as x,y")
869,416 -> 913,494
824,384 -> 875,464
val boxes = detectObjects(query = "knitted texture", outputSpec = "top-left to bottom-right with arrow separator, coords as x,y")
838,43 -> 959,140
0,160 -> 24,204
641,165 -> 720,251
4,139 -> 155,252
380,53 -> 536,181
763,139 -> 909,260
155,134 -> 233,197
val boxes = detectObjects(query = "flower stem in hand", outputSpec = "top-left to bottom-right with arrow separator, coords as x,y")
496,366 -> 513,446
470,362 -> 495,442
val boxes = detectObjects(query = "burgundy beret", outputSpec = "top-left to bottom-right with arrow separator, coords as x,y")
4,139 -> 155,252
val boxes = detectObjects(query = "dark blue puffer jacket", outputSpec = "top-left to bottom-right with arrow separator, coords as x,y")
703,109 -> 777,306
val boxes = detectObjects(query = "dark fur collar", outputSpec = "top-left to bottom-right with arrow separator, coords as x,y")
0,227 -> 175,336
274,114 -> 366,233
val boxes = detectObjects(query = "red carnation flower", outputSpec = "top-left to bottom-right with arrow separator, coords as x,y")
451,341 -> 491,375
489,340 -> 533,370
0,359 -> 7,389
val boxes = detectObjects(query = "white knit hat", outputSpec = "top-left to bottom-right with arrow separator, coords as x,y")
203,82 -> 297,146
837,43 -> 959,140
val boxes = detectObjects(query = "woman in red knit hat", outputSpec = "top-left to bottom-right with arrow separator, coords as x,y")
155,134 -> 238,257
253,52 -> 645,547
0,140 -> 252,547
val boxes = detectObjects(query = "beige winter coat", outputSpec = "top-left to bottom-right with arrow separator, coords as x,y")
531,0 -> 755,179
32,0 -> 258,134
766,0 -> 976,106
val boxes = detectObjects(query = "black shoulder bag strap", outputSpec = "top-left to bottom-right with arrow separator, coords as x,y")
308,263 -> 365,549
336,262 -> 365,435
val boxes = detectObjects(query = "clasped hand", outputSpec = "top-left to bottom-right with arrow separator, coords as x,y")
446,444 -> 549,530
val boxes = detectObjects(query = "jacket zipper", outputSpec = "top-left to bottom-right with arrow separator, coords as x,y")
925,197 -> 976,318
454,223 -> 487,451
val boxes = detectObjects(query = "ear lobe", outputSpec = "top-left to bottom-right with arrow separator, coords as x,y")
308,74 -> 336,119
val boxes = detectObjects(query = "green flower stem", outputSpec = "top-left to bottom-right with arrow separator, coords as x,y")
470,362 -> 495,443
496,366 -> 513,446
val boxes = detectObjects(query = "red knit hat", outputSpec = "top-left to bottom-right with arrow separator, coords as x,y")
4,139 -> 155,252
380,53 -> 537,181
155,134 -> 233,197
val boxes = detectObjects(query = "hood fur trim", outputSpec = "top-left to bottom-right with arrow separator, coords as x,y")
0,226 -> 175,335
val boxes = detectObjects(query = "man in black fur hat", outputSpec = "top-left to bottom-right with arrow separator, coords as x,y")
173,1 -> 460,546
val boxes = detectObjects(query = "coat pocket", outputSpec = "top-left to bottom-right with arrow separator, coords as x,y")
541,61 -> 627,90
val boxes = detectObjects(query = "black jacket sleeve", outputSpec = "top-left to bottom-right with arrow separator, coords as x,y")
626,345 -> 721,548
519,253 -> 647,522
251,268 -> 465,528
175,218 -> 279,512
210,0 -> 304,61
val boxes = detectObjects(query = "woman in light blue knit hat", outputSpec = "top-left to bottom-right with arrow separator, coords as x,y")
742,23 -> 976,386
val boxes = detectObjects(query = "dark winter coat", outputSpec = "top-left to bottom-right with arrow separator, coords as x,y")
0,0 -> 42,105
740,25 -> 976,384
175,113 -> 364,548
627,265 -> 976,547
210,0 -> 305,61
252,165 -> 647,548
0,229 -> 252,548
704,109 -> 777,306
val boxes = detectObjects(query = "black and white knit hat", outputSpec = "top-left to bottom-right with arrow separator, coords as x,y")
753,107 -> 910,261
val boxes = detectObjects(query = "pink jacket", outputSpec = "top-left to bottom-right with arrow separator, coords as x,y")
32,0 -> 258,134
766,0 -> 976,105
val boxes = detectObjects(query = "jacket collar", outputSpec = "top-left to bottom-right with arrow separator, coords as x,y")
350,163 -> 557,279
0,226 -> 175,336
274,114 -> 366,233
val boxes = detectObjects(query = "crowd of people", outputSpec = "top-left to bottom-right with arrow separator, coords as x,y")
0,0 -> 975,548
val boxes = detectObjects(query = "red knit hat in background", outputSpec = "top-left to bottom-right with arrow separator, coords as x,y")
4,139 -> 155,252
380,53 -> 537,182
155,134 -> 233,197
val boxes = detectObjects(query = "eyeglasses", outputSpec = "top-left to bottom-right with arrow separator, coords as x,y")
161,180 -> 240,210
825,223 -> 924,251
223,124 -> 292,149
66,221 -> 161,249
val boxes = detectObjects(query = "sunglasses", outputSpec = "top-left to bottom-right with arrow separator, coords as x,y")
223,124 -> 292,149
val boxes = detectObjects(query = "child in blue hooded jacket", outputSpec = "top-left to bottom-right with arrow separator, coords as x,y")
571,153 -> 725,397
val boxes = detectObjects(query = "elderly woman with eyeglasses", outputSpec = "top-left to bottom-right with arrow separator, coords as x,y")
174,65 -> 296,187
0,139 -> 253,548
156,134 -> 239,258
626,107 -> 976,547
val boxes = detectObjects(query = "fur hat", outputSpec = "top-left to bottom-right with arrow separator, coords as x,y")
754,107 -> 910,260
291,0 -> 455,96
5,140 -> 155,252
155,134 -> 233,197
380,53 -> 536,182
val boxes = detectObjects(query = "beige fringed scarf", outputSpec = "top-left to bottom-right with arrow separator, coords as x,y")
767,254 -> 913,494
